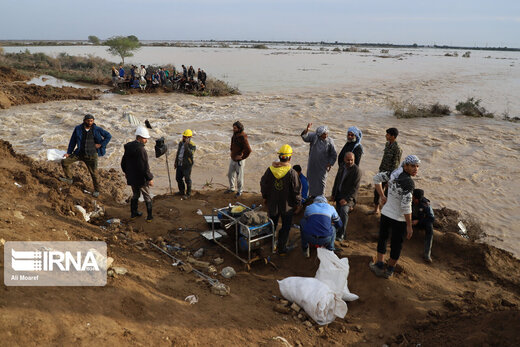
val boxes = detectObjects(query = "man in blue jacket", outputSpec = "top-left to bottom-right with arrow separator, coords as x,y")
300,195 -> 342,258
60,114 -> 112,198
412,189 -> 435,263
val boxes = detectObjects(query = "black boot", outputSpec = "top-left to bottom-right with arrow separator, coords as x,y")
186,182 -> 192,197
177,180 -> 185,196
130,199 -> 142,218
145,201 -> 153,222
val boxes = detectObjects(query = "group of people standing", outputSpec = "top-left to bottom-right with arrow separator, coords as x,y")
59,115 -> 434,280
112,64 -> 207,91
257,123 -> 434,280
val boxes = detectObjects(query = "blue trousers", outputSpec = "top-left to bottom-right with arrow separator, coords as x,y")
300,219 -> 336,251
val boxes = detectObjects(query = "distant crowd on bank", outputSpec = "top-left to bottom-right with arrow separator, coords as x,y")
59,115 -> 434,280
111,64 -> 207,92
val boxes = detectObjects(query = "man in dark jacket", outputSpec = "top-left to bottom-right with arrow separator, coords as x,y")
260,145 -> 302,255
337,126 -> 363,167
61,114 -> 112,198
331,152 -> 362,241
121,126 -> 154,222
372,127 -> 402,215
227,121 -> 252,197
174,129 -> 196,198
412,189 -> 435,263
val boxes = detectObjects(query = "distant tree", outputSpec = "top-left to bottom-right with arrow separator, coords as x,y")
104,35 -> 141,65
88,35 -> 100,45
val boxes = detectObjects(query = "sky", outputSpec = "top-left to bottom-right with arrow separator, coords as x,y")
1,0 -> 519,47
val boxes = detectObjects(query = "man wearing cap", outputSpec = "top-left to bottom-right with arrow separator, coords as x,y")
174,129 -> 196,198
301,123 -> 337,198
369,155 -> 420,279
260,145 -> 302,255
300,195 -> 342,258
121,126 -> 154,222
227,121 -> 252,197
61,114 -> 112,198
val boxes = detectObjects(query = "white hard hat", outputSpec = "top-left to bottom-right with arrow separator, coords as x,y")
135,126 -> 150,139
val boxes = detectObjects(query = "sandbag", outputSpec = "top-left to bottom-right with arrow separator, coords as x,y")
315,248 -> 359,302
278,277 -> 347,325
46,149 -> 67,161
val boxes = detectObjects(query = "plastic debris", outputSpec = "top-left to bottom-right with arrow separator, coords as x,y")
221,266 -> 236,279
193,248 -> 204,258
211,283 -> 230,296
46,149 -> 67,161
196,209 -> 203,215
107,218 -> 121,225
184,295 -> 198,305
14,182 -> 22,188
272,336 -> 291,347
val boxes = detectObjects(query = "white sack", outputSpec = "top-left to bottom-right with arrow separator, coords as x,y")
46,149 -> 67,161
278,277 -> 347,325
315,247 -> 359,302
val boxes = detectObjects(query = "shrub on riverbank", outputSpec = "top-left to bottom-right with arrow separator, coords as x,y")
0,50 -> 112,84
197,78 -> 240,96
392,100 -> 451,118
455,98 -> 494,118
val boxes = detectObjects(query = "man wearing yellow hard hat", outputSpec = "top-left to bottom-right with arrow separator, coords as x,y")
174,129 -> 196,198
260,144 -> 302,255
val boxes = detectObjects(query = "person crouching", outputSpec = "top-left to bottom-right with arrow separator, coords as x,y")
121,126 -> 154,222
300,195 -> 342,258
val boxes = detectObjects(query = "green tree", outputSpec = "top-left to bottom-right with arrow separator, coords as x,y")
104,35 -> 141,65
88,35 -> 100,45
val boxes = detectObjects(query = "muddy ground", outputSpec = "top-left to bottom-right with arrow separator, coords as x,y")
0,66 -> 101,109
0,139 -> 519,346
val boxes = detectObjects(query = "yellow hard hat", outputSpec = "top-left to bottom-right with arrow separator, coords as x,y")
183,129 -> 193,137
278,144 -> 293,157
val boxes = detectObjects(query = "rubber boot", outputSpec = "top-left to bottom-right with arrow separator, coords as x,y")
145,201 -> 153,222
130,199 -> 142,218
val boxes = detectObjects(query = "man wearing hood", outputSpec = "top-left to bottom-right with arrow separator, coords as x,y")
60,114 -> 112,198
300,195 -> 342,258
121,126 -> 154,222
369,155 -> 420,279
301,123 -> 337,197
338,126 -> 363,167
227,121 -> 252,197
260,145 -> 302,255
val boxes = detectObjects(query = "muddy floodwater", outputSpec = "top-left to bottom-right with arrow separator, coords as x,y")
1,44 -> 519,257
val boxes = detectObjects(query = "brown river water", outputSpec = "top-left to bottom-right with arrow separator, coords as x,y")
1,45 -> 519,257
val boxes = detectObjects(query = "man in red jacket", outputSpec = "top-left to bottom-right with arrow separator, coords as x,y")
227,121 -> 252,197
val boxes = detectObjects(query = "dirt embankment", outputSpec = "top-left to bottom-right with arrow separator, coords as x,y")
0,66 -> 101,109
0,139 -> 519,346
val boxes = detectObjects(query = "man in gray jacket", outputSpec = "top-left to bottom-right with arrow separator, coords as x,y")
301,123 -> 337,198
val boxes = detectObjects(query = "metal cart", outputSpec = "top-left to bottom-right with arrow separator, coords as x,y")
211,202 -> 275,270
